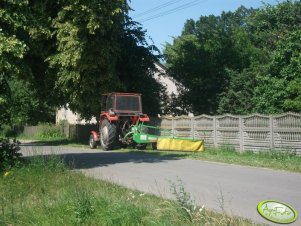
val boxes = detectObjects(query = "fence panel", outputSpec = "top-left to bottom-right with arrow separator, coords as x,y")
273,113 -> 301,155
22,126 -> 40,137
173,116 -> 193,138
193,115 -> 215,147
242,114 -> 271,152
216,115 -> 240,150
160,116 -> 173,137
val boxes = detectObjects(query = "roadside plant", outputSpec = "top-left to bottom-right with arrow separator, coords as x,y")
0,138 -> 22,171
170,178 -> 205,222
73,188 -> 95,224
36,123 -> 65,139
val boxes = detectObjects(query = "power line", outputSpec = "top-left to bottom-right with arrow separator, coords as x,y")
138,0 -> 208,23
132,0 -> 185,18
139,0 -> 205,22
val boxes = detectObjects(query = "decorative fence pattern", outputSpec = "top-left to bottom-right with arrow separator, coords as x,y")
158,113 -> 301,154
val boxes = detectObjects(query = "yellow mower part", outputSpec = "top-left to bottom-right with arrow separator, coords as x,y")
157,138 -> 204,152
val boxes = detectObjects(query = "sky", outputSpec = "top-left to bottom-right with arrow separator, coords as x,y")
128,0 -> 283,52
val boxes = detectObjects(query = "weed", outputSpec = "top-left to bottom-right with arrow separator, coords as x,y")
73,189 -> 95,224
170,178 -> 204,222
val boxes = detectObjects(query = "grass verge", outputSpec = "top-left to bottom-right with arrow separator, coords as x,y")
124,146 -> 301,173
0,155 -> 256,226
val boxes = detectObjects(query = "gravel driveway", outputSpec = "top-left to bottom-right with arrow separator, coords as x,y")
21,144 -> 301,225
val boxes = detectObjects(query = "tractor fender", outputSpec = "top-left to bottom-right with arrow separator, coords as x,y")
139,114 -> 150,122
101,113 -> 119,122
90,130 -> 100,141
132,114 -> 150,124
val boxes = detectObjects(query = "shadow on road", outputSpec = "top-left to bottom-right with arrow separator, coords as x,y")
22,150 -> 188,170
20,139 -> 86,146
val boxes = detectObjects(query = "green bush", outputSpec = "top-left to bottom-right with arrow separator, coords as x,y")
0,138 -> 22,171
0,125 -> 16,138
36,123 -> 65,139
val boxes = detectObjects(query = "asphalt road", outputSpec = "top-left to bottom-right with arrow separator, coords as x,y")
21,145 -> 301,225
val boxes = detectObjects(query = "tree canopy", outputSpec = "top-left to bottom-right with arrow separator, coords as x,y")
1,0 -> 163,127
164,0 -> 301,115
2,0 -> 300,129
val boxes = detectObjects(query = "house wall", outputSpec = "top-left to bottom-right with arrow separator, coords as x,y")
154,62 -> 179,96
56,107 -> 97,125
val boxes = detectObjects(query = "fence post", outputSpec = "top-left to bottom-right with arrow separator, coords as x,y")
239,116 -> 243,152
64,123 -> 70,138
191,117 -> 195,139
172,117 -> 175,138
270,116 -> 274,150
213,116 -> 217,148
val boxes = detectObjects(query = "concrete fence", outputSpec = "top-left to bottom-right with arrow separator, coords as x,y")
17,113 -> 301,154
158,113 -> 301,154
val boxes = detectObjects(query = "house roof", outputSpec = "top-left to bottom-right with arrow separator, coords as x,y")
154,61 -> 167,72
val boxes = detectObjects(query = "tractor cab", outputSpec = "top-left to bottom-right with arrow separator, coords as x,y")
101,93 -> 143,116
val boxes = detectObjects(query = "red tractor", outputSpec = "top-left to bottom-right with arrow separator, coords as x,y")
89,92 -> 151,150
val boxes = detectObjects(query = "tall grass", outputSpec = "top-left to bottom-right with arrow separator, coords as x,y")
0,155 -> 256,226
188,146 -> 301,172
128,146 -> 301,172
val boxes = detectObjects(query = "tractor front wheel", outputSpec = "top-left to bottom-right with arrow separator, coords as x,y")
100,119 -> 118,151
89,135 -> 97,149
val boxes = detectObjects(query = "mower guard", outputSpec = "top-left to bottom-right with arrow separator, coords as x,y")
132,124 -> 205,152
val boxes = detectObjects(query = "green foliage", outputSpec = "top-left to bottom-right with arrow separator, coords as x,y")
47,0 -> 125,119
0,138 -> 22,171
251,2 -> 301,114
126,147 -> 301,173
0,0 -> 57,126
0,0 -> 29,126
164,6 -> 255,114
36,123 -> 65,139
218,69 -> 256,114
46,1 -> 163,118
114,15 -> 163,116
170,178 -> 202,222
172,147 -> 301,172
164,1 -> 301,115
0,156 -> 254,225
0,76 -> 10,125
73,189 -> 95,224
1,0 -> 164,125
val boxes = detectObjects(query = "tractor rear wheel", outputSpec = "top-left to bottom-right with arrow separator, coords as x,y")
100,119 -> 118,151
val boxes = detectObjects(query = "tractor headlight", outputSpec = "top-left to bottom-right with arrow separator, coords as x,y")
109,108 -> 115,116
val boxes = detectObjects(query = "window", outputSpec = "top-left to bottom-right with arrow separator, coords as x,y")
116,96 -> 141,112
106,95 -> 115,111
